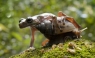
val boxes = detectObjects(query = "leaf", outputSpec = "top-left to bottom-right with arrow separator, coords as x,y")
12,32 -> 22,41
0,23 -> 8,32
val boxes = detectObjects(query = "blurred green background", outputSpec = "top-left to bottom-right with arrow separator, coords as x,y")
0,0 -> 95,58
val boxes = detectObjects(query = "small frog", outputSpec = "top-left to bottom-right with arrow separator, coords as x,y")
19,11 -> 87,47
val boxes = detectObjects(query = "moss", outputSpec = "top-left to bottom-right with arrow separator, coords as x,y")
9,39 -> 95,58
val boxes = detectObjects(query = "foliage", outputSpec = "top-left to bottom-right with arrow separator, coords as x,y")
9,39 -> 95,58
0,0 -> 95,58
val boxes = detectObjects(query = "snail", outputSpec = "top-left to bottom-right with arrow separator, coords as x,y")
19,11 -> 87,47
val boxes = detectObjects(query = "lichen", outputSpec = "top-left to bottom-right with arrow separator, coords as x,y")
9,39 -> 95,58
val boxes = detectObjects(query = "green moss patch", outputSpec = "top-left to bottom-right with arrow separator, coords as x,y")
9,39 -> 95,58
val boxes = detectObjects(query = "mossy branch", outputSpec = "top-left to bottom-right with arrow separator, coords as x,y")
9,39 -> 95,58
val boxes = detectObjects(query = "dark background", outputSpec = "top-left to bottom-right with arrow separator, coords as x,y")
0,0 -> 95,58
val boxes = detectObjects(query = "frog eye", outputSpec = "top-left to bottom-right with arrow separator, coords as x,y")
26,18 -> 33,23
